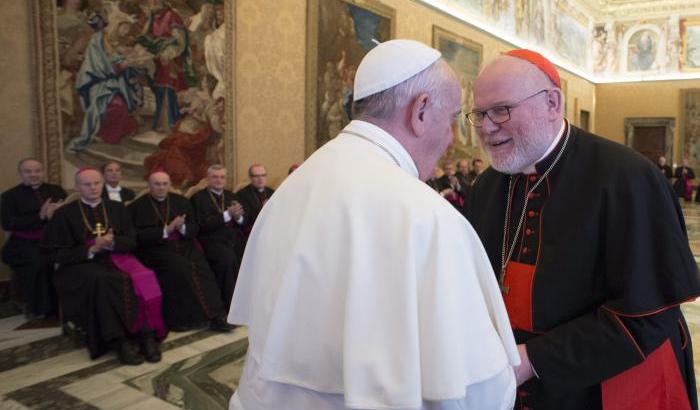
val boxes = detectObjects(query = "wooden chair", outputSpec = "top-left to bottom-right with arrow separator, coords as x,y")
184,178 -> 208,199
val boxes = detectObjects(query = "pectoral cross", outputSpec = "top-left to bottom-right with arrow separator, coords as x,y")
94,222 -> 106,237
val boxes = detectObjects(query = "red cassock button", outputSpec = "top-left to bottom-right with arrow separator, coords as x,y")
525,228 -> 532,235
527,192 -> 535,200
528,210 -> 536,218
522,247 -> 529,254
529,175 -> 537,182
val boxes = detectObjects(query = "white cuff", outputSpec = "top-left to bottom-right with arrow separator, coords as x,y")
223,210 -> 232,223
162,227 -> 169,238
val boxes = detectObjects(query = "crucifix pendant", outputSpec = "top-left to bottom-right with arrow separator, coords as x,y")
94,222 -> 105,237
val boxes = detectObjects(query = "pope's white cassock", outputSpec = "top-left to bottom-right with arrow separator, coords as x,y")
228,117 -> 519,409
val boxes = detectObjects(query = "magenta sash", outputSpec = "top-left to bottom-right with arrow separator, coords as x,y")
167,229 -> 204,252
86,238 -> 167,339
684,177 -> 693,201
110,253 -> 168,340
13,229 -> 43,241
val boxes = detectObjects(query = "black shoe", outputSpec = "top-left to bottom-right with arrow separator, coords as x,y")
139,329 -> 162,363
209,315 -> 234,332
118,339 -> 145,365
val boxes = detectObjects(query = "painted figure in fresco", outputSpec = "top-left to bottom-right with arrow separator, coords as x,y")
603,25 -> 619,73
592,26 -> 607,73
629,30 -> 656,71
137,0 -> 194,131
67,15 -> 146,152
316,2 -> 389,146
204,4 -> 226,101
57,0 -> 94,139
143,77 -> 220,188
188,4 -> 217,80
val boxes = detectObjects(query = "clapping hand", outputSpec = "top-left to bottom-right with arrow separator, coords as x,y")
45,199 -> 63,220
227,201 -> 244,219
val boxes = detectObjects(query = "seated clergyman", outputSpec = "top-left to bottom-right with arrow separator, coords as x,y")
42,168 -> 166,365
190,164 -> 246,311
128,169 -> 233,332
2,158 -> 66,318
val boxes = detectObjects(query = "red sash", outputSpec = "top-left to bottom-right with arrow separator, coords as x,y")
502,261 -> 535,332
602,339 -> 690,410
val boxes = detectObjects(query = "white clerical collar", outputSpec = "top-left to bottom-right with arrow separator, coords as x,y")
152,195 -> 167,202
256,187 -> 265,193
81,198 -> 102,208
534,120 -> 566,166
209,188 -> 223,195
341,120 -> 419,178
106,184 -> 122,193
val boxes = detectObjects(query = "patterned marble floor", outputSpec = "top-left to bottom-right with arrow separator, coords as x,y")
2,203 -> 700,409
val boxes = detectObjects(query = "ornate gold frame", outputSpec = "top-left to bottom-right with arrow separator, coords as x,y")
29,1 -> 237,186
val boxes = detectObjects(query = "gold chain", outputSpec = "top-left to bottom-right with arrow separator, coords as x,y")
149,195 -> 170,229
208,190 -> 226,213
78,201 -> 110,236
499,122 -> 571,293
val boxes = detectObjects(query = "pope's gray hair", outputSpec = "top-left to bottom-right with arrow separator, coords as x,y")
352,59 -> 455,120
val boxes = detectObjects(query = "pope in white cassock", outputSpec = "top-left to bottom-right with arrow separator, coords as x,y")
228,39 -> 519,410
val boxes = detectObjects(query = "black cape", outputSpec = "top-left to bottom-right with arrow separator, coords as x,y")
101,185 -> 136,203
41,200 -> 140,358
1,183 -> 66,316
234,184 -> 275,236
468,124 -> 700,409
128,193 -> 224,329
190,188 -> 244,310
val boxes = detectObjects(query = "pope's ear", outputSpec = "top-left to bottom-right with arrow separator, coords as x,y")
409,93 -> 430,137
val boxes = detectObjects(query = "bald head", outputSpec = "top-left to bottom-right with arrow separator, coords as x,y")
471,55 -> 564,175
18,158 -> 44,188
149,172 -> 171,200
75,169 -> 103,202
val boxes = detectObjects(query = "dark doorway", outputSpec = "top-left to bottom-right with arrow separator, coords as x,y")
632,126 -> 666,163
580,110 -> 590,132
624,118 -> 674,164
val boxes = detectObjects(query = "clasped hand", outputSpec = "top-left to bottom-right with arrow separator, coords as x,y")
166,214 -> 186,234
89,229 -> 114,254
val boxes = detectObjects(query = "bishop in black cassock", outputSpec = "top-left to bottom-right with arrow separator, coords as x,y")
1,159 -> 66,317
673,160 -> 695,201
42,168 -> 165,364
236,164 -> 275,239
468,51 -> 700,409
128,170 -> 231,332
190,165 -> 245,310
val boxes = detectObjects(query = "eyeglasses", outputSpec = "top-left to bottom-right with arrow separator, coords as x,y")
250,174 -> 267,178
466,89 -> 549,127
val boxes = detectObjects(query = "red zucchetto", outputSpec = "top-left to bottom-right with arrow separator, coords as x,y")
504,49 -> 561,89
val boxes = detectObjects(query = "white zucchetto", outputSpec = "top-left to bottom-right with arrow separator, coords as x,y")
353,39 -> 441,101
